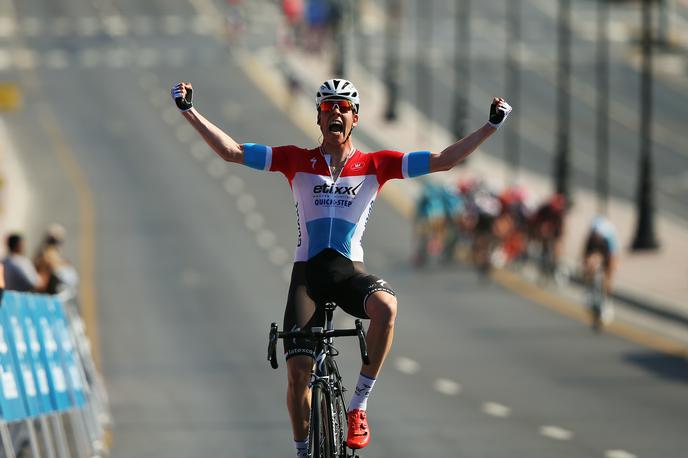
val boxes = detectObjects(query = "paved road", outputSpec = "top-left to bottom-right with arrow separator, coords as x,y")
2,0 -> 687,457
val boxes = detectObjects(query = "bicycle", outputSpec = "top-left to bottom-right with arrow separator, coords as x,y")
586,262 -> 613,333
267,302 -> 370,458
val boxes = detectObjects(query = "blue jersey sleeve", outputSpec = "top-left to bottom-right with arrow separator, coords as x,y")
243,143 -> 272,171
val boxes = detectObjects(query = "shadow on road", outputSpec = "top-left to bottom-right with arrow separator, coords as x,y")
625,352 -> 688,384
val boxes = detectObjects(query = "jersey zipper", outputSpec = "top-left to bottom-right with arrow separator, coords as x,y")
320,146 -> 355,249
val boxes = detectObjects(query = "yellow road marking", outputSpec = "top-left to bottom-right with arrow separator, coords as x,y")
492,269 -> 688,358
37,104 -> 102,369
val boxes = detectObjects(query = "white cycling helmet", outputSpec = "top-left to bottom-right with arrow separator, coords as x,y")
315,78 -> 360,113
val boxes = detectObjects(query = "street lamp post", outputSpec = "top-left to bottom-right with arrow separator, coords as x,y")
596,0 -> 610,215
553,0 -> 572,203
332,0 -> 353,76
554,0 -> 571,205
452,0 -> 471,140
632,0 -> 660,250
384,0 -> 402,121
416,0 -> 432,141
504,0 -> 521,182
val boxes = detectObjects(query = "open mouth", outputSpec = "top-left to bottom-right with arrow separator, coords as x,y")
328,119 -> 344,134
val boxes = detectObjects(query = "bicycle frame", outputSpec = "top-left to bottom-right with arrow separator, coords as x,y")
267,302 -> 369,458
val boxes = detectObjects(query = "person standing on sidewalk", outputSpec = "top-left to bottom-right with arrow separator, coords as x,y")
2,232 -> 41,292
171,78 -> 511,456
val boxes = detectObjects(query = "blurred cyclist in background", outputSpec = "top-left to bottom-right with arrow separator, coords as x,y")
529,193 -> 567,282
582,216 -> 618,300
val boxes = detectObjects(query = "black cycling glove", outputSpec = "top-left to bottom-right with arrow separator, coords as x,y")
488,100 -> 512,128
171,83 -> 193,112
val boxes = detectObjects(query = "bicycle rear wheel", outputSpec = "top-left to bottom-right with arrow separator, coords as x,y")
309,383 -> 333,458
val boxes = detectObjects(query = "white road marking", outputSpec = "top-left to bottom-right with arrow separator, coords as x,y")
0,17 -> 15,37
539,425 -> 574,441
79,48 -> 100,68
149,90 -> 167,109
191,16 -> 219,35
244,212 -> 264,231
131,16 -> 153,35
136,48 -> 160,68
482,402 -> 511,418
13,49 -> 37,69
394,357 -> 420,375
175,124 -> 195,143
77,17 -> 100,36
21,17 -> 41,37
166,48 -> 188,67
162,108 -> 178,125
236,193 -> 256,213
103,15 -> 127,37
433,378 -> 462,396
269,247 -> 290,266
0,50 -> 11,70
106,47 -> 130,68
256,229 -> 276,249
207,158 -> 226,178
283,264 -> 292,282
605,450 -> 637,458
139,72 -> 158,90
223,175 -> 244,195
163,15 -> 184,35
45,50 -> 69,69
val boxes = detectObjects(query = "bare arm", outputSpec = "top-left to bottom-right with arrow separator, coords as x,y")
428,97 -> 511,173
182,108 -> 244,163
173,82 -> 244,163
429,123 -> 496,172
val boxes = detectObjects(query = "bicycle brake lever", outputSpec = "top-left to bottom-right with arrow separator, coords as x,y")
268,322 -> 279,369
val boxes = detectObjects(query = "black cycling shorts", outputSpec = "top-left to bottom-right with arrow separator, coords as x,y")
282,249 -> 396,360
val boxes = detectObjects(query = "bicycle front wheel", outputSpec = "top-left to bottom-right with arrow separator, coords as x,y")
309,383 -> 333,458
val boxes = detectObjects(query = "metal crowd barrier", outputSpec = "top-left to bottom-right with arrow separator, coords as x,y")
0,292 -> 111,457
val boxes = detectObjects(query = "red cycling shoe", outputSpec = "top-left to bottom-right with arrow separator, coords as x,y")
346,409 -> 370,449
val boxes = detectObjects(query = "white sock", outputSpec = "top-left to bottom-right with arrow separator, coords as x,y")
295,439 -> 308,458
348,373 -> 376,412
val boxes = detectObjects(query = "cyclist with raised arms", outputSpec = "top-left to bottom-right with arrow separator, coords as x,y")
171,78 -> 511,456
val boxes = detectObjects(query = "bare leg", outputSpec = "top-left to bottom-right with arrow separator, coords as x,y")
286,356 -> 314,440
361,291 -> 398,379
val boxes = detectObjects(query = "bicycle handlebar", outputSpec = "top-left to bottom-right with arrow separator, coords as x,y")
267,321 -> 370,369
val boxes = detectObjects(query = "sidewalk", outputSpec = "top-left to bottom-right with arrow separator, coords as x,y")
0,116 -> 31,238
239,45 -> 688,327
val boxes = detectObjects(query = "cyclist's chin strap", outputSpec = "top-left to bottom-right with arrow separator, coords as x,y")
342,124 -> 355,145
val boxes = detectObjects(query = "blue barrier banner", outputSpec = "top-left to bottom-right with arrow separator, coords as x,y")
31,296 -> 72,412
47,296 -> 86,408
19,294 -> 54,415
2,292 -> 42,418
0,292 -> 28,422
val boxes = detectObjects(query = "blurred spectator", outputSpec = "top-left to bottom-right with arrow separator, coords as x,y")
34,224 -> 79,298
281,0 -> 305,47
304,0 -> 331,53
2,232 -> 41,292
225,0 -> 246,46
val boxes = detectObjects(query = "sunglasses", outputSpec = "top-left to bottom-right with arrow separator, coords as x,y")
319,100 -> 355,113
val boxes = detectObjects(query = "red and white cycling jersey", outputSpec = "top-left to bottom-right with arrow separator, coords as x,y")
243,144 -> 431,262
